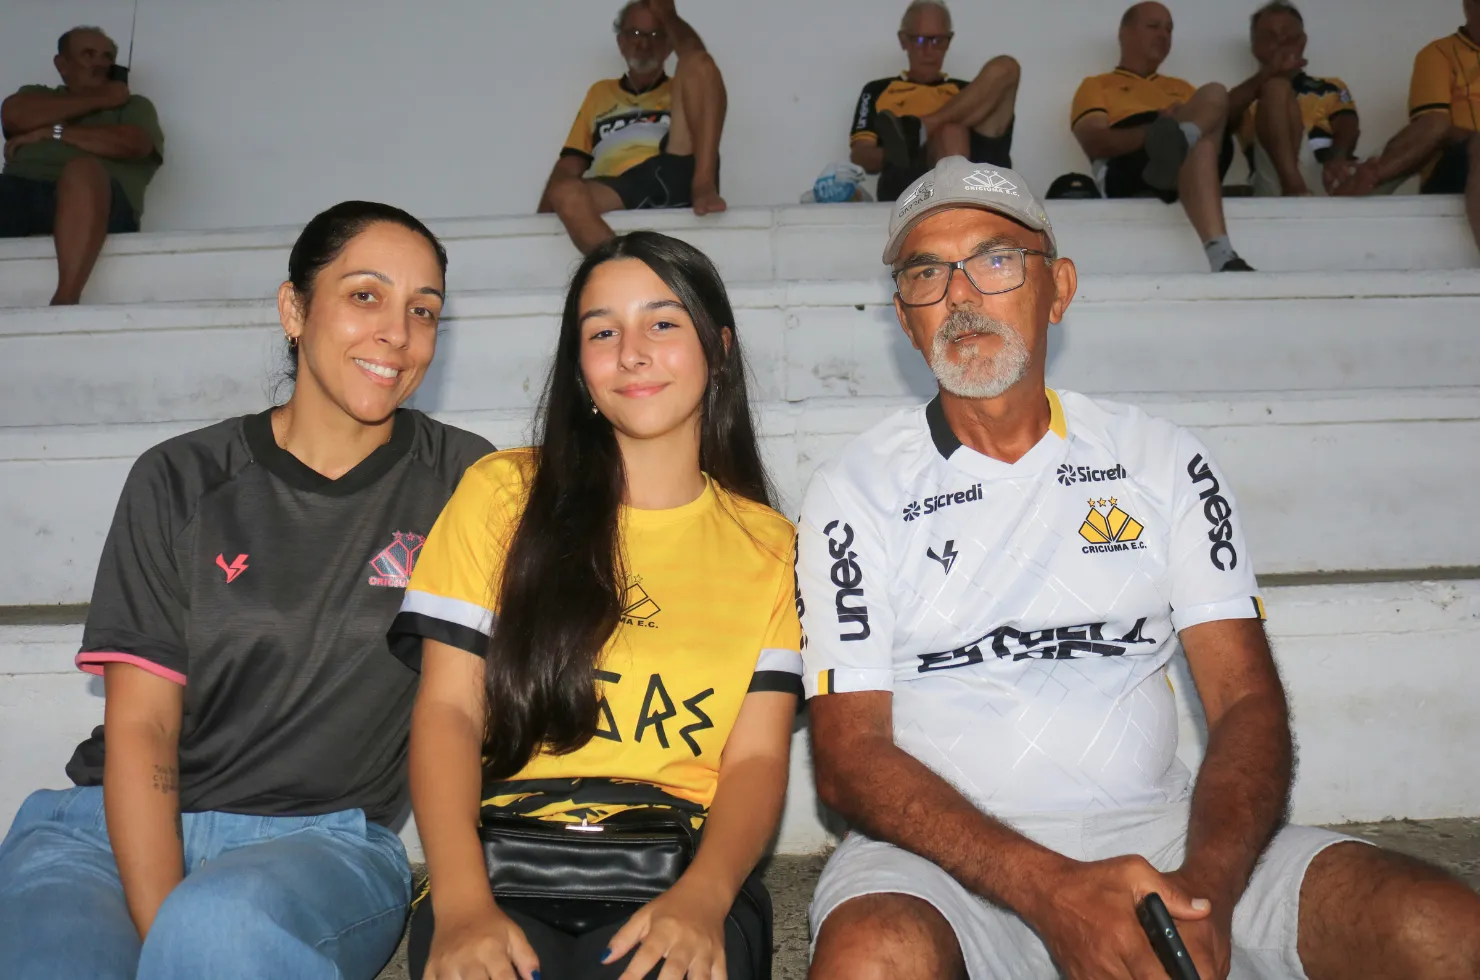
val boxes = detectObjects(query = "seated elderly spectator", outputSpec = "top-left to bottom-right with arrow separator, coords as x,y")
849,0 -> 1020,203
0,26 -> 164,305
1071,2 -> 1252,272
1227,1 -> 1359,197
801,155 -> 1480,980
1339,1 -> 1480,253
538,0 -> 726,255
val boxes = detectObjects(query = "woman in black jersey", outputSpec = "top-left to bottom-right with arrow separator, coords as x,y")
0,201 -> 492,979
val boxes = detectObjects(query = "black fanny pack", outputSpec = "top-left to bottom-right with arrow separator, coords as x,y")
479,807 -> 700,907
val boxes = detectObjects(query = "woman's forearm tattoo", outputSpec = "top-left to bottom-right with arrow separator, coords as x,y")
152,765 -> 178,794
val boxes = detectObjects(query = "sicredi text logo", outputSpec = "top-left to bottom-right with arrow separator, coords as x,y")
962,170 -> 1019,196
1056,463 -> 1127,487
902,484 -> 983,522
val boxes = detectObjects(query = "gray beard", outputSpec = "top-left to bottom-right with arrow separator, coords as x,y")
928,307 -> 1032,400
626,57 -> 664,75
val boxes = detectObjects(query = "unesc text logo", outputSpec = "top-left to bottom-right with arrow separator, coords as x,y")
1187,454 -> 1238,570
1079,498 -> 1146,554
824,520 -> 870,642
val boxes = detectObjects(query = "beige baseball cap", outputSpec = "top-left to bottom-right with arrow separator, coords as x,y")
882,156 -> 1056,265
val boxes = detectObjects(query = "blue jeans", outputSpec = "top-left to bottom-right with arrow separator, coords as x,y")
0,786 -> 411,979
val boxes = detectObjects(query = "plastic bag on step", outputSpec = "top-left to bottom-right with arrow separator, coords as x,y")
802,162 -> 871,204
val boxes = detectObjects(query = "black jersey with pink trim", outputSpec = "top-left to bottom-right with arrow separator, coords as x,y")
66,409 -> 491,825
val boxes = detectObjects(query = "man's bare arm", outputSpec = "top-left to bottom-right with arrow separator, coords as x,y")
1370,112 -> 1452,185
1,84 -> 129,137
60,124 -> 154,160
1072,113 -> 1149,161
1176,618 -> 1293,908
811,691 -> 1072,914
647,0 -> 705,57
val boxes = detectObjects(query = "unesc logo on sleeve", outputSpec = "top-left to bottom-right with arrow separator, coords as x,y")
824,520 -> 870,642
1187,454 -> 1239,570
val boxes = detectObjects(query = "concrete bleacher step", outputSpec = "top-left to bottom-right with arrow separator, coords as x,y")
8,576 -> 1480,856
0,197 -> 1474,308
2,268 -> 1478,605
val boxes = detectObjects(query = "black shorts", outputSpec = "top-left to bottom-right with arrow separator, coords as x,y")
0,173 -> 139,237
407,871 -> 773,980
1102,115 -> 1236,203
592,140 -> 703,210
1420,138 -> 1472,195
877,118 -> 1015,203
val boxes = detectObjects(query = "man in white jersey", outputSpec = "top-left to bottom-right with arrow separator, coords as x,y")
797,156 -> 1480,979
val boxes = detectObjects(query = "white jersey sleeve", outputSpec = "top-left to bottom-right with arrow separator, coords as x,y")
797,468 -> 896,698
1168,429 -> 1265,631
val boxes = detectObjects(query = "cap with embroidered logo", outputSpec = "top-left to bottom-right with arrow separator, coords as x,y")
882,156 -> 1056,264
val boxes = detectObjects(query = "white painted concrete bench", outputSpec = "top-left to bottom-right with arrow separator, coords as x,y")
0,198 -> 1474,308
3,270 -> 1478,604
6,578 -> 1478,856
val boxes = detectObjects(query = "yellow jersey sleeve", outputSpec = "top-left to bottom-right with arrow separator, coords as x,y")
746,534 -> 805,697
1409,41 -> 1454,119
1071,76 -> 1107,127
562,85 -> 600,159
389,450 -> 533,665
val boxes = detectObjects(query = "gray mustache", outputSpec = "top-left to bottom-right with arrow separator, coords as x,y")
937,310 -> 1015,345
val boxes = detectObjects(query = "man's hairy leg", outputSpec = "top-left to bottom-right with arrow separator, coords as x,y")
546,175 -> 624,255
1173,85 -> 1233,242
810,894 -> 966,980
1254,75 -> 1310,195
51,156 -> 113,305
665,49 -> 727,215
1298,842 -> 1480,980
922,55 -> 1021,138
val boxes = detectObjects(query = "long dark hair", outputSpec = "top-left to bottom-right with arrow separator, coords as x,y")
482,231 -> 772,779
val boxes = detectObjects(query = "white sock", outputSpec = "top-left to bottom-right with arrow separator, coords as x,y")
1179,121 -> 1203,149
1204,236 -> 1237,271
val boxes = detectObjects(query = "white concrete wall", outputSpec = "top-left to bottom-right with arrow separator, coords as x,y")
0,0 -> 1460,231
7,578 -> 1479,856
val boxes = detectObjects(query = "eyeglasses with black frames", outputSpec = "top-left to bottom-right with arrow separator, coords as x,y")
900,32 -> 954,49
892,248 -> 1051,307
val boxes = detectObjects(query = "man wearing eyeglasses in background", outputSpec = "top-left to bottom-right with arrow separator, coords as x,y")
538,0 -> 726,254
797,156 -> 1480,979
849,0 -> 1020,203
1071,2 -> 1253,272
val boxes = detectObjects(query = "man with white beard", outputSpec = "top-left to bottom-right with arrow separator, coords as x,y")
538,0 -> 727,254
796,156 -> 1480,979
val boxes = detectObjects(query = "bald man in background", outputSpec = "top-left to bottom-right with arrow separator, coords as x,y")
1071,2 -> 1251,272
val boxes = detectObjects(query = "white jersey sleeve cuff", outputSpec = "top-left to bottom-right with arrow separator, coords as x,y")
1171,595 -> 1266,632
804,667 -> 895,699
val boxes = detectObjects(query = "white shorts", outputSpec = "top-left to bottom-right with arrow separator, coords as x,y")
809,802 -> 1363,980
1249,137 -> 1327,197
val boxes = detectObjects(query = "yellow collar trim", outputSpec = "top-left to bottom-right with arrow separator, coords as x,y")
1046,388 -> 1068,440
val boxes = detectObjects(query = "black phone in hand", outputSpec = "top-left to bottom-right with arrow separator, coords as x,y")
1137,893 -> 1202,980
107,64 -> 129,83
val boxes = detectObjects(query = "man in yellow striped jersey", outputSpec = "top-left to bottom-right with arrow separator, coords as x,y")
538,0 -> 727,254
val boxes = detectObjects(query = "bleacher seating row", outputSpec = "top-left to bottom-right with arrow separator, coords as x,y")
2,198 -> 1479,854
0,197 -> 1475,307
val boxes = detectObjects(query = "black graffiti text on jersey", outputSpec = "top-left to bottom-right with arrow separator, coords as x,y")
916,618 -> 1159,671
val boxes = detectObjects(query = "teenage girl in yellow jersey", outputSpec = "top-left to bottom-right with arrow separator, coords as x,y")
394,232 -> 803,980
